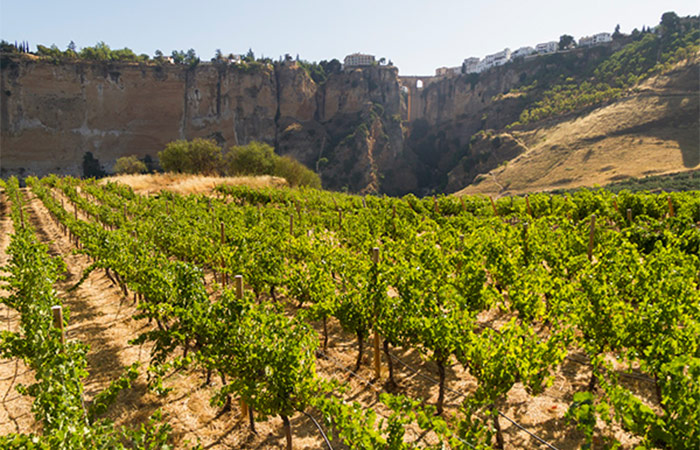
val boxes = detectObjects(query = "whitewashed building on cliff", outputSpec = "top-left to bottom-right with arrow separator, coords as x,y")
535,41 -> 558,54
435,66 -> 461,77
512,46 -> 536,59
579,32 -> 613,47
344,53 -> 375,68
463,57 -> 480,74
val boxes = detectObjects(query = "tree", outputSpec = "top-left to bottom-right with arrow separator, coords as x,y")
245,48 -> 255,62
113,155 -> 147,174
558,34 -> 575,50
64,42 -> 77,59
378,57 -> 386,65
613,24 -> 623,39
159,138 -> 222,174
225,141 -> 275,176
142,154 -> 157,173
82,152 -> 106,178
660,11 -> 681,34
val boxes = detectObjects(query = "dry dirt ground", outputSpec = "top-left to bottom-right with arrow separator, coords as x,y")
0,185 -> 656,449
458,60 -> 700,197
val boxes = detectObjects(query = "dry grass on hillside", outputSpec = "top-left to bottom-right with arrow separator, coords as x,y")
458,60 -> 699,197
101,173 -> 287,196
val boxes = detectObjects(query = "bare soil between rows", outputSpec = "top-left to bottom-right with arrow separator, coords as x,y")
0,187 -> 653,449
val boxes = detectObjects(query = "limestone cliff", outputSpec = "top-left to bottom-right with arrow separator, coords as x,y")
1,56 -> 408,193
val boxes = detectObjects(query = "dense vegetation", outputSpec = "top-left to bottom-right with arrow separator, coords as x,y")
158,139 -> 321,188
5,174 -> 698,449
512,13 -> 699,125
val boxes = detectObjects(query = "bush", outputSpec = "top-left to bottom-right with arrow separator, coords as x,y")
225,142 -> 321,188
273,156 -> 321,188
159,138 -> 222,174
113,156 -> 147,174
82,152 -> 106,178
225,142 -> 276,175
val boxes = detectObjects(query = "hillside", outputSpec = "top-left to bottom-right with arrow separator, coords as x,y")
456,58 -> 700,196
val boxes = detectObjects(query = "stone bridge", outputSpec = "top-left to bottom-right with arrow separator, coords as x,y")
398,75 -> 438,122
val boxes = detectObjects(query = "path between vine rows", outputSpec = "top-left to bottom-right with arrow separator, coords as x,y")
0,187 -> 649,449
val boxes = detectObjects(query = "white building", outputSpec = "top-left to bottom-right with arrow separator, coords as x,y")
463,57 -> 480,74
435,66 -> 461,76
579,32 -> 613,47
578,36 -> 594,47
344,53 -> 375,68
593,32 -> 612,44
535,41 -> 558,54
482,48 -> 512,69
512,46 -> 535,59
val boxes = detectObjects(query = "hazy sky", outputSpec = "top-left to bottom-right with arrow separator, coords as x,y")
1,0 -> 697,75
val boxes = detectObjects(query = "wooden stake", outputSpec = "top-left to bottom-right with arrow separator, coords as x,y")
627,208 -> 632,224
372,247 -> 381,380
51,305 -> 66,349
220,222 -> 227,285
587,214 -> 596,262
460,197 -> 466,212
234,275 -> 249,419
289,213 -> 294,235
613,197 -> 619,213
338,209 -> 343,228
235,275 -> 243,300
526,195 -> 533,217
489,196 -> 498,216
433,197 -> 439,214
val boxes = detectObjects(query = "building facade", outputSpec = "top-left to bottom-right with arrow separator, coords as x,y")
579,32 -> 612,47
435,66 -> 461,76
344,53 -> 376,68
535,41 -> 558,54
512,46 -> 535,59
463,57 -> 480,74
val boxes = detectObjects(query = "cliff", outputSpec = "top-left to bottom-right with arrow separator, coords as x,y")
0,56 -> 410,193
2,28 -> 698,196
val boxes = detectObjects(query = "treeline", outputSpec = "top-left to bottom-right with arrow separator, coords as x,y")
0,40 -> 202,66
151,139 -> 321,188
512,12 -> 699,125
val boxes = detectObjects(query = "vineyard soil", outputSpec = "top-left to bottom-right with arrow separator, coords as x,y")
0,183 -> 663,449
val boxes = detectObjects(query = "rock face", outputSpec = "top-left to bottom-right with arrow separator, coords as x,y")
4,39 -> 695,195
1,56 -> 409,193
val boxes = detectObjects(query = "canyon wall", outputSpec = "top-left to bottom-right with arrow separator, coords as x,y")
0,40 -> 652,195
1,56 -> 412,192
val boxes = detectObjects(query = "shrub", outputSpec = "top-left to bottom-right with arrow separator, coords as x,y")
273,156 -> 321,188
225,142 -> 321,188
82,152 -> 106,178
113,156 -> 147,174
159,138 -> 222,174
225,141 -> 276,176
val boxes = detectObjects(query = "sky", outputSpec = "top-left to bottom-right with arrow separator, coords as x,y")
1,0 -> 698,75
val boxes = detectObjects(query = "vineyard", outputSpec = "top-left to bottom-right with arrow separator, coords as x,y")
1,175 -> 699,449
